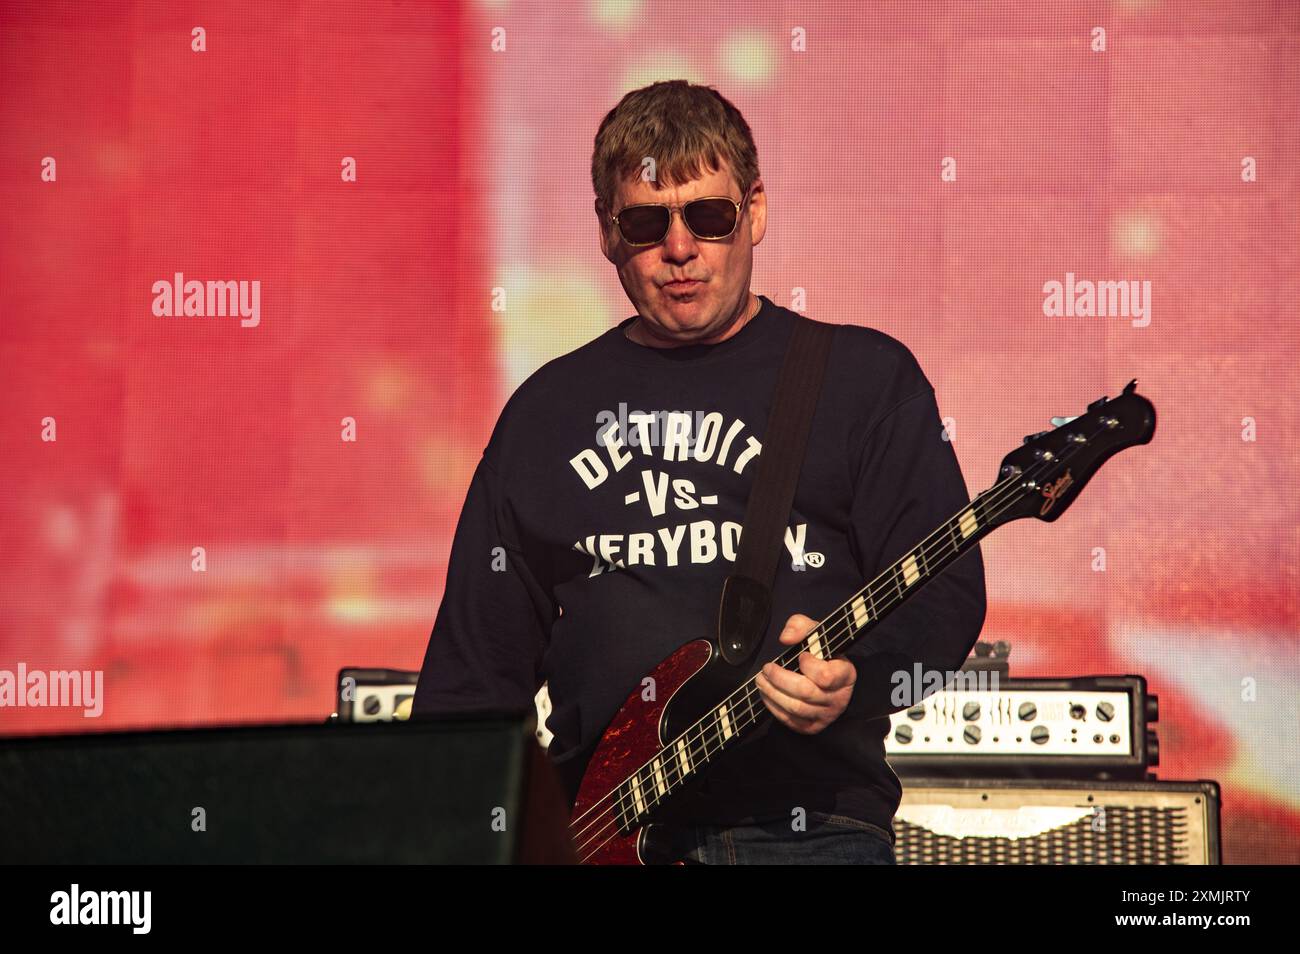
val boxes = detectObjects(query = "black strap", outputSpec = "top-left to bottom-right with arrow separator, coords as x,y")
718,313 -> 835,666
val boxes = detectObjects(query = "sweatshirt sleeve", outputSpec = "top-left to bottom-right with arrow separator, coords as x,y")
411,452 -> 554,718
841,385 -> 988,721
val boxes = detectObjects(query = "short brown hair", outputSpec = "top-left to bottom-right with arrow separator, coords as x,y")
591,80 -> 760,216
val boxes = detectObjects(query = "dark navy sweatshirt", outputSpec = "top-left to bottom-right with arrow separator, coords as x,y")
411,293 -> 987,833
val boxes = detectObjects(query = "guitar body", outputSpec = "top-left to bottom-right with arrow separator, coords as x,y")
571,638 -> 744,864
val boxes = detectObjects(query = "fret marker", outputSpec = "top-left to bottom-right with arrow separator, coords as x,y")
806,629 -> 825,659
675,739 -> 693,778
902,554 -> 921,586
631,777 -> 646,817
851,595 -> 871,629
651,757 -> 667,797
959,508 -> 979,539
718,704 -> 734,741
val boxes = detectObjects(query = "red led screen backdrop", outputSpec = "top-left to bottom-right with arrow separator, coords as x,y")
0,0 -> 1296,863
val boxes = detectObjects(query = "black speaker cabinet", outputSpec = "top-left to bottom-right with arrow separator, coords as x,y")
895,777 -> 1220,864
0,715 -> 576,863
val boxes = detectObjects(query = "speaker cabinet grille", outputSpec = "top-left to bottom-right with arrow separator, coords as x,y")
895,778 -> 1219,865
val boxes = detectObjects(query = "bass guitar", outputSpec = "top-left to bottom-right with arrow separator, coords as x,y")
568,380 -> 1156,864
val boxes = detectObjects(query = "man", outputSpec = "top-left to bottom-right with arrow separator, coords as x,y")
412,80 -> 986,864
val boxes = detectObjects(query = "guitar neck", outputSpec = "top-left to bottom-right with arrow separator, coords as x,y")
613,484 -> 1003,829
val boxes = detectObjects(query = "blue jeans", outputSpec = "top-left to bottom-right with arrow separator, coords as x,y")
675,811 -> 897,865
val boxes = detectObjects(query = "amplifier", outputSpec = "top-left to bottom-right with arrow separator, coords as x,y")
895,777 -> 1220,864
886,675 -> 1158,779
332,667 -> 555,748
332,667 -> 421,722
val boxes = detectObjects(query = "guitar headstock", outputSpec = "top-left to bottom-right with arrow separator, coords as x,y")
984,379 -> 1156,528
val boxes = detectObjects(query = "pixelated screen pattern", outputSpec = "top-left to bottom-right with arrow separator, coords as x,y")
0,1 -> 1297,863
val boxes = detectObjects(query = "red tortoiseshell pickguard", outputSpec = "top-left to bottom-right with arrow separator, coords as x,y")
569,639 -> 713,865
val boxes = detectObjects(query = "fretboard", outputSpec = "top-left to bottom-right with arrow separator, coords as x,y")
610,486 -> 998,832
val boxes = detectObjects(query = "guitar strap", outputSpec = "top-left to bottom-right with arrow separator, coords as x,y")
717,311 -> 835,667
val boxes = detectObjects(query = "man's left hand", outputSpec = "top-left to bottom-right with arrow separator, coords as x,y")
754,613 -> 857,734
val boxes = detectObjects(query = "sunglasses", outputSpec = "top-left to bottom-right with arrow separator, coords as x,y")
609,184 -> 754,247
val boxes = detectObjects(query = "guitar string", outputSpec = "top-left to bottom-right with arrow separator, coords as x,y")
570,420 -> 1104,861
569,432 -> 1088,861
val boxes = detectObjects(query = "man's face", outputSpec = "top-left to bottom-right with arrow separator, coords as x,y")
597,160 -> 766,345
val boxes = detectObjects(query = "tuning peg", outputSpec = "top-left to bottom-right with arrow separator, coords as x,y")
1050,415 -> 1080,427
